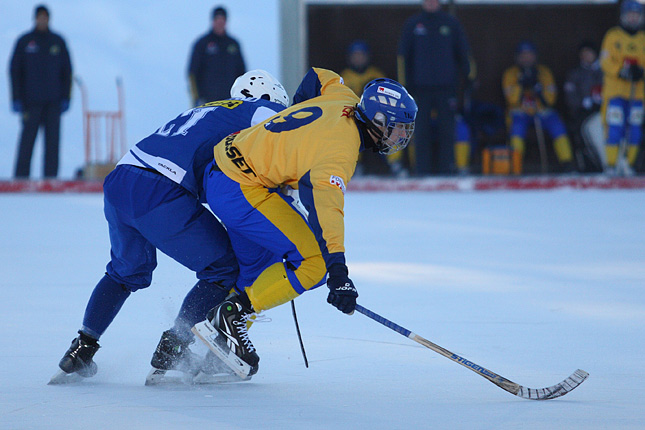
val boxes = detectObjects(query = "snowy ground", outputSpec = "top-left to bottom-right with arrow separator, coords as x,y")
1,190 -> 644,429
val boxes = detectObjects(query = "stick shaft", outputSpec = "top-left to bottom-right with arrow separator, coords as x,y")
355,304 -> 539,395
354,304 -> 513,387
354,304 -> 588,400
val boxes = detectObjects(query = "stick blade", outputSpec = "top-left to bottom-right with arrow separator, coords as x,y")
516,369 -> 589,400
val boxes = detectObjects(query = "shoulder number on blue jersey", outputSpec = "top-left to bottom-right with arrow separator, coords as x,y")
198,100 -> 244,109
155,100 -> 244,138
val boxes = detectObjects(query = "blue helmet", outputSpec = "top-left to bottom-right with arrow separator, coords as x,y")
622,0 -> 644,14
347,40 -> 370,56
354,78 -> 417,155
516,40 -> 537,55
621,0 -> 644,30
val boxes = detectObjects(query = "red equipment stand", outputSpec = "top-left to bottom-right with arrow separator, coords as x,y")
76,77 -> 126,180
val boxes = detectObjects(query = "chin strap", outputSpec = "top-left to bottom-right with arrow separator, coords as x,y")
354,108 -> 383,153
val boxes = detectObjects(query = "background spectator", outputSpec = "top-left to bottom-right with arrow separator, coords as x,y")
188,6 -> 246,106
397,0 -> 472,176
502,40 -> 574,173
599,0 -> 645,175
9,4 -> 72,179
563,40 -> 603,172
340,40 -> 390,176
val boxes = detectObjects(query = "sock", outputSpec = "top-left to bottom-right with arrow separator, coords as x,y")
81,274 -> 131,340
173,279 -> 229,341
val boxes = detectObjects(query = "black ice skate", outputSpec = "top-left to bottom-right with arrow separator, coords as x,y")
49,333 -> 100,384
192,296 -> 259,380
150,330 -> 199,371
145,330 -> 201,385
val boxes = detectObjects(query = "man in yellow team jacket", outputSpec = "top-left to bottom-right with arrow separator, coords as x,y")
502,41 -> 574,173
600,0 -> 645,174
199,68 -> 417,376
341,40 -> 390,175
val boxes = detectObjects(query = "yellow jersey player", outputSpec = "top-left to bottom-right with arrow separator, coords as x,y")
341,40 -> 390,176
502,41 -> 574,174
195,68 -> 417,377
600,0 -> 645,174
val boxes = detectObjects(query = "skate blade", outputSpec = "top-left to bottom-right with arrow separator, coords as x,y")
48,369 -> 83,385
193,371 -> 250,384
192,320 -> 253,380
145,367 -> 250,386
145,368 -> 194,386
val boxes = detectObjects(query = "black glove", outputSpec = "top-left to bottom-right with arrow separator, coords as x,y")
326,264 -> 358,314
519,68 -> 538,89
619,64 -> 644,82
630,64 -> 644,82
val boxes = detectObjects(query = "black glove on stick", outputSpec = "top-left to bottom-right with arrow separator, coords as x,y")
326,263 -> 358,314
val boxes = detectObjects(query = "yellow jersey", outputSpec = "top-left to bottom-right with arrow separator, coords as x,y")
502,64 -> 557,115
600,26 -> 645,101
213,68 -> 363,264
340,65 -> 385,97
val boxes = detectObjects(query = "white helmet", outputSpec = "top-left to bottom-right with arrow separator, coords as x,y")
230,69 -> 289,107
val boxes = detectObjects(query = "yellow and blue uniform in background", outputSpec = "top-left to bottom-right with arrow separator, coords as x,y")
600,25 -> 645,167
341,63 -> 390,175
205,68 -> 364,312
502,64 -> 573,172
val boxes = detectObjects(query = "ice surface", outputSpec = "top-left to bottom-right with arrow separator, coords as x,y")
1,190 -> 644,429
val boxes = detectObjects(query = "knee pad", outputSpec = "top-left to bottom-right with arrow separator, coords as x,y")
246,263 -> 299,312
246,257 -> 326,312
628,104 -> 644,126
606,103 -> 624,127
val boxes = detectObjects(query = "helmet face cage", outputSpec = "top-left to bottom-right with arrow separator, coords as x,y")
230,70 -> 290,107
372,112 -> 414,155
357,79 -> 417,155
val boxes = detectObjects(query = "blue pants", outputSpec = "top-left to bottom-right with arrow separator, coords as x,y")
80,165 -> 238,339
15,101 -> 61,178
103,165 -> 238,290
605,97 -> 643,147
412,86 -> 457,175
510,110 -> 567,140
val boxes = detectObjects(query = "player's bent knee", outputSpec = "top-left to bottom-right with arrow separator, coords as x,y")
294,254 -> 327,292
104,270 -> 149,293
246,256 -> 326,312
246,262 -> 298,312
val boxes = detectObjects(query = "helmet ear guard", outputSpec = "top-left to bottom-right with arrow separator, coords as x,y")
230,70 -> 290,107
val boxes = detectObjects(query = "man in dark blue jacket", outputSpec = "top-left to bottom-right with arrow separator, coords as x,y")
188,6 -> 246,106
398,0 -> 472,175
9,5 -> 72,178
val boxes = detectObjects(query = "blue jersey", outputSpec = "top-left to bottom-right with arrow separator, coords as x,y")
118,98 -> 285,199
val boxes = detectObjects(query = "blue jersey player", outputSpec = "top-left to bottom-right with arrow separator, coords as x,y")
52,70 -> 289,383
